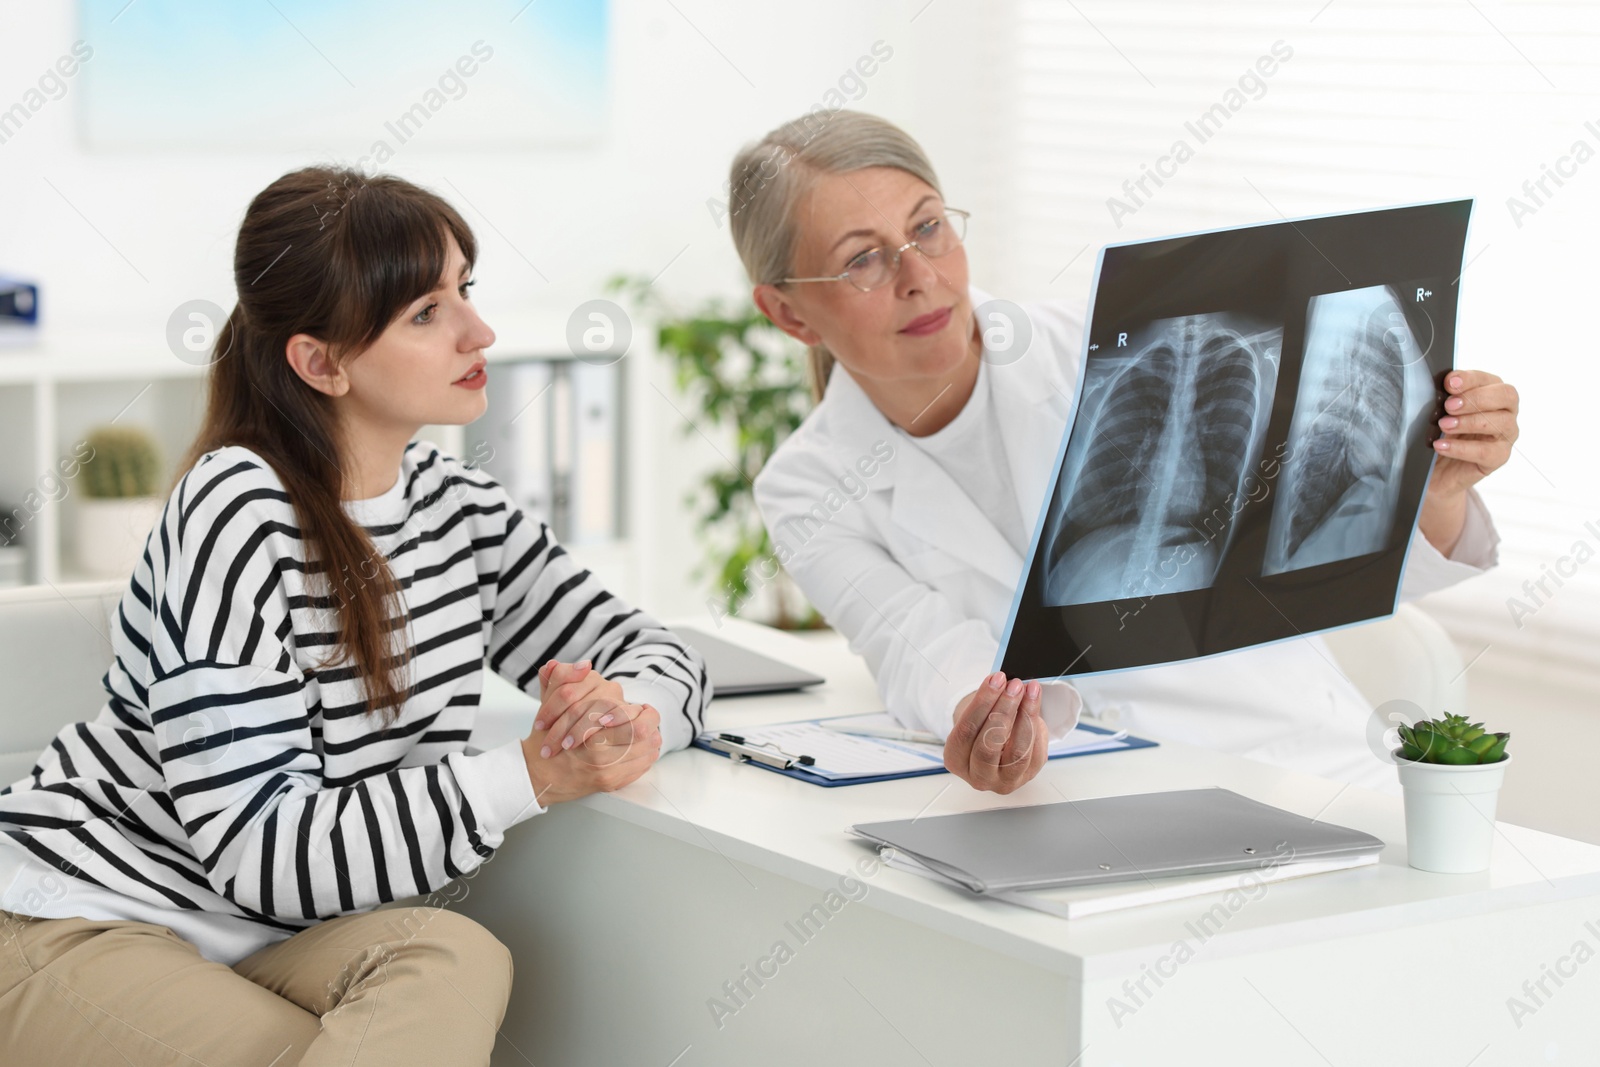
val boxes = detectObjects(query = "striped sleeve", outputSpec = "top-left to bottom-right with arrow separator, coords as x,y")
483,496 -> 711,753
150,455 -> 541,920
150,662 -> 538,919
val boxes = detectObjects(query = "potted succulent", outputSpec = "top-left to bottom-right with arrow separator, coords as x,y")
74,425 -> 164,579
1392,713 -> 1511,874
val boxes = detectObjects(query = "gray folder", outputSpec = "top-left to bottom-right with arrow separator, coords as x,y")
851,788 -> 1385,894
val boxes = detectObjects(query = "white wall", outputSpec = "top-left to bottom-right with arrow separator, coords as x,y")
992,2 -> 1600,677
0,0 -> 1007,616
5,4 -> 1594,843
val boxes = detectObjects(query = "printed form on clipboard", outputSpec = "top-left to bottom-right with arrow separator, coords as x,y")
695,714 -> 1147,782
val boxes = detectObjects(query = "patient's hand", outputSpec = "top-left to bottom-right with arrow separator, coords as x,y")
521,709 -> 661,805
534,659 -> 629,755
520,660 -> 662,804
522,693 -> 662,805
944,673 -> 1047,795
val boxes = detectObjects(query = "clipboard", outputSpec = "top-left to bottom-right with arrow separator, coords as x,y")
691,720 -> 1157,788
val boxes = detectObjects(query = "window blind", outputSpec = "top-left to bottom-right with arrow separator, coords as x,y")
996,0 -> 1600,671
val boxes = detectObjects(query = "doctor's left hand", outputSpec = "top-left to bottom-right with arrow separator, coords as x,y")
944,673 -> 1048,795
1419,369 -> 1518,554
1428,370 -> 1518,493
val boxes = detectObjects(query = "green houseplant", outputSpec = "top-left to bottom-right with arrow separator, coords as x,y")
608,275 -> 821,629
75,424 -> 165,579
1392,712 -> 1512,874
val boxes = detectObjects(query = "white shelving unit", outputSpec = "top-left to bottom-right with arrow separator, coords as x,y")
0,312 -> 640,596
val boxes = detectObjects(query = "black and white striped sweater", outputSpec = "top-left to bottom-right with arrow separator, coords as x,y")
0,440 -> 708,962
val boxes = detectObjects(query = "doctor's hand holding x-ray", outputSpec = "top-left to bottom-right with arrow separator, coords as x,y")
1418,369 -> 1519,556
943,674 -> 1050,794
730,111 -> 1520,795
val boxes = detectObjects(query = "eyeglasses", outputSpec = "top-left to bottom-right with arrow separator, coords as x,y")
780,208 -> 970,293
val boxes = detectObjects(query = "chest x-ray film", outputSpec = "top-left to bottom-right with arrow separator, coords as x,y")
998,200 -> 1471,681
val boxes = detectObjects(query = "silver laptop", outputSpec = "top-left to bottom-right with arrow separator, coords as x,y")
677,626 -> 825,697
852,788 -> 1385,894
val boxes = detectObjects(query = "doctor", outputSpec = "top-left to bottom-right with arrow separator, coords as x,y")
730,111 -> 1515,795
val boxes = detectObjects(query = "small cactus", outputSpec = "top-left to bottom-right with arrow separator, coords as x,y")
1395,712 -> 1509,765
81,425 -> 161,499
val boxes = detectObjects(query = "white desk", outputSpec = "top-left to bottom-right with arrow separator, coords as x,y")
458,619 -> 1600,1067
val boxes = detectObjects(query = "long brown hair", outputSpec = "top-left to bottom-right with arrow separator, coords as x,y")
172,166 -> 477,724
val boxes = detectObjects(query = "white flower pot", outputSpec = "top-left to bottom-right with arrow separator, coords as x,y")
1396,754 -> 1511,874
75,496 -> 164,579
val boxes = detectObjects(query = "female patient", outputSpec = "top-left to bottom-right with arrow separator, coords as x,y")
0,167 -> 708,1065
731,111 -> 1517,796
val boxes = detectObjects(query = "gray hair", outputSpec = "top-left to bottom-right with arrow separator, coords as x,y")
727,110 -> 942,400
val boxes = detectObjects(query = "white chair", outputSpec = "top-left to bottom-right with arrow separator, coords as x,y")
1321,602 -> 1469,723
0,579 -> 538,787
0,580 -> 125,786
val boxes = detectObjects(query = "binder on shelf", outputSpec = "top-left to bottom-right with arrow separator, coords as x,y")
469,357 -> 622,544
568,360 -> 621,545
493,360 -> 555,522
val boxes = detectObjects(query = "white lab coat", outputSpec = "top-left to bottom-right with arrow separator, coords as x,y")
752,288 -> 1500,790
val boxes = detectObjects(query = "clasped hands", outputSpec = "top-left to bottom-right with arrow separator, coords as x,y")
519,659 -> 662,805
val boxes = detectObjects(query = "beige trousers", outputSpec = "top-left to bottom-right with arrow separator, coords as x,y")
0,904 -> 512,1066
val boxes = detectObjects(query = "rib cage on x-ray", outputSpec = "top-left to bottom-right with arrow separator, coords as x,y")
1285,300 -> 1404,556
1043,313 -> 1281,606
1264,284 -> 1433,574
